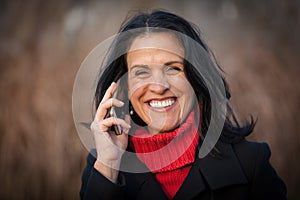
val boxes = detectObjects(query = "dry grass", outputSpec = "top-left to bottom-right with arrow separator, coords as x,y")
0,0 -> 299,199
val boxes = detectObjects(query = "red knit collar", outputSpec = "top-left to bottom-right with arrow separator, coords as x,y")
129,110 -> 200,173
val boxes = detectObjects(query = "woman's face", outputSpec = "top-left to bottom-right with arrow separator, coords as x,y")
127,32 -> 196,134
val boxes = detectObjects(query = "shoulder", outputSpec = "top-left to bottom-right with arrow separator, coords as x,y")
228,139 -> 287,199
229,139 -> 271,181
232,139 -> 271,160
232,139 -> 272,164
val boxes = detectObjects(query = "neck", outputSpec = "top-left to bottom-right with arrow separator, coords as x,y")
129,110 -> 200,172
146,126 -> 179,135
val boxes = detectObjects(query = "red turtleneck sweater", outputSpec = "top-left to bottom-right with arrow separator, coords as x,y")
130,111 -> 200,199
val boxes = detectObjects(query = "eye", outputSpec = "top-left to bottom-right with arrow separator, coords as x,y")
168,66 -> 182,71
165,66 -> 183,75
135,69 -> 150,77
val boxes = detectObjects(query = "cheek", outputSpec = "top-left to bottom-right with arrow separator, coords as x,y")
127,82 -> 137,103
185,83 -> 196,104
127,82 -> 146,109
170,75 -> 193,95
172,77 -> 196,109
127,78 -> 145,99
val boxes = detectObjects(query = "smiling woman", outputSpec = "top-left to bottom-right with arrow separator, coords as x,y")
79,10 -> 286,200
127,32 -> 196,134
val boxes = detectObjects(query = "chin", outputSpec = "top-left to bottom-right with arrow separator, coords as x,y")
148,122 -> 180,134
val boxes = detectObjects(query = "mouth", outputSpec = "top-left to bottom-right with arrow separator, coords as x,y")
148,98 -> 176,109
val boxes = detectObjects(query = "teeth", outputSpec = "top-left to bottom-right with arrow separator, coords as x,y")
149,99 -> 175,108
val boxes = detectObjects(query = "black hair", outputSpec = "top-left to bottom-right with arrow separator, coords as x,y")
94,10 -> 255,145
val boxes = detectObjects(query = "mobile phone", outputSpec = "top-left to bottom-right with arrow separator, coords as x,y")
108,106 -> 123,135
107,82 -> 123,135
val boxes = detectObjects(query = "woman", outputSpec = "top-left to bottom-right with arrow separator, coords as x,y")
80,10 -> 286,199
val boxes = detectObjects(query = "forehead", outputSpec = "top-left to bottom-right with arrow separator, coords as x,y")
127,32 -> 184,63
127,49 -> 183,68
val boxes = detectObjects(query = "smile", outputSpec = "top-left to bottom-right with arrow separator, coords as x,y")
149,99 -> 175,108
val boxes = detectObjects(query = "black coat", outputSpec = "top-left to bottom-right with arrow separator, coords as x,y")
80,139 -> 287,200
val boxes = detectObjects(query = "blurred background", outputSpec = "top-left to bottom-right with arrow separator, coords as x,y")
0,0 -> 299,199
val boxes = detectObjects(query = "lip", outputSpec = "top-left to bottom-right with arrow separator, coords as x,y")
145,97 -> 177,112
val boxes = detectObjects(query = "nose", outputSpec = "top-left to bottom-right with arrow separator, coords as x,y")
148,70 -> 170,94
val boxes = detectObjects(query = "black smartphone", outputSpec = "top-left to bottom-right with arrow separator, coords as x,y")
106,82 -> 124,135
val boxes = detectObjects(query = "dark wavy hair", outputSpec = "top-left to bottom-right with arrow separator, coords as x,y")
94,10 -> 255,145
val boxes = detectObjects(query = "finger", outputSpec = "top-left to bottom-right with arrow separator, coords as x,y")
94,82 -> 116,122
104,117 -> 131,130
100,82 -> 117,104
92,117 -> 131,134
102,98 -> 124,109
124,114 -> 131,124
90,121 -> 108,133
101,82 -> 116,105
95,98 -> 124,121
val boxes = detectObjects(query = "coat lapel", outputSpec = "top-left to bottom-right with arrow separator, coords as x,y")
135,172 -> 168,200
198,141 -> 248,190
121,152 -> 168,199
173,160 -> 206,200
123,141 -> 248,199
174,141 -> 248,199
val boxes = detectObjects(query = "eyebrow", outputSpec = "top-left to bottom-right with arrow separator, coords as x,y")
164,61 -> 184,66
129,61 -> 184,72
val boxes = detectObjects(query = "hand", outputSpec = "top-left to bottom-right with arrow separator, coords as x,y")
91,82 -> 130,179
